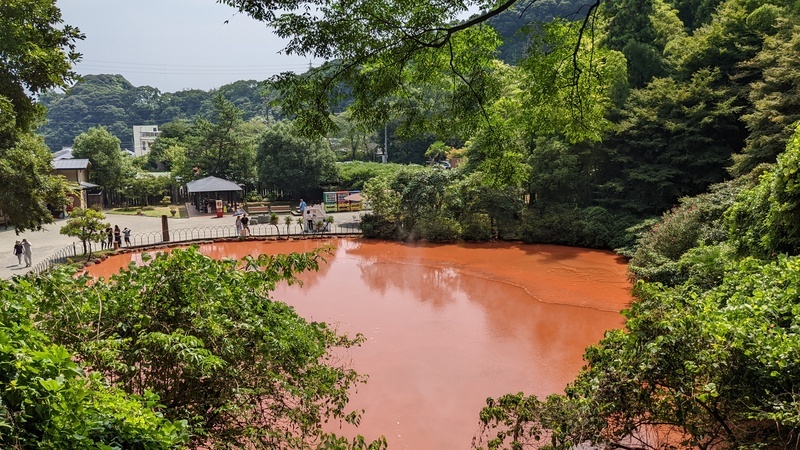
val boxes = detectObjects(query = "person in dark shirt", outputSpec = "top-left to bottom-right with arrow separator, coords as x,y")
241,214 -> 250,236
114,225 -> 122,248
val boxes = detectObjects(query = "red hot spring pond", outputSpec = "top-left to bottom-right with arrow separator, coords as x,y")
87,238 -> 632,449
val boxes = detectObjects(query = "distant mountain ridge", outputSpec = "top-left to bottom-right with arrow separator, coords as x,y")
38,74 -> 274,151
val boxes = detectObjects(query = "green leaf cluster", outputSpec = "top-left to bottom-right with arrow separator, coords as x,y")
23,246 -> 380,448
727,126 -> 800,258
0,0 -> 81,232
0,276 -> 187,448
257,121 -> 338,199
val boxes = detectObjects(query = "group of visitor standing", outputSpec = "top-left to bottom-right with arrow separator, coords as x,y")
13,239 -> 32,267
101,225 -> 131,249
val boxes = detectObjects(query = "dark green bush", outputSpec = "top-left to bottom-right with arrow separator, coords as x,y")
521,206 -> 584,245
360,213 -> 402,239
521,206 -> 634,249
413,214 -> 462,242
580,207 -> 638,249
460,213 -> 493,242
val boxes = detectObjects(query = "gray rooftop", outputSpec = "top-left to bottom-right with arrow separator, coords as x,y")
186,176 -> 243,193
53,159 -> 90,170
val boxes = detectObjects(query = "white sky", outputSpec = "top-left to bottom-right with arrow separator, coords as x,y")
57,0 -> 318,93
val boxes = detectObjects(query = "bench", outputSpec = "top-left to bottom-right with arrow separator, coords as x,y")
270,205 -> 292,213
246,205 -> 270,214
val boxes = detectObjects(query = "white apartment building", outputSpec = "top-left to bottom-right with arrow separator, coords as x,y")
133,125 -> 161,157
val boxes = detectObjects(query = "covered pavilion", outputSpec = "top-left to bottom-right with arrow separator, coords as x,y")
185,176 -> 243,213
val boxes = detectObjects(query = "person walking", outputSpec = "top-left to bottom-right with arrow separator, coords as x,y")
21,239 -> 32,267
13,241 -> 23,265
123,227 -> 131,246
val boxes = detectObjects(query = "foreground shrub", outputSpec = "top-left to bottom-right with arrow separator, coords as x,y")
727,127 -> 800,258
26,247 -> 385,449
0,281 -> 187,448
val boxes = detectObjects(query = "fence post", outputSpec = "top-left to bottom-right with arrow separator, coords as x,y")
161,215 -> 170,242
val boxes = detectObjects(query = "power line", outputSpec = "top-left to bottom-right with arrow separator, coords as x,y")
74,59 -> 315,76
79,59 -> 312,69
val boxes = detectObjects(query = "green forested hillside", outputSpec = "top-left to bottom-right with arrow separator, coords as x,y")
38,75 -> 273,151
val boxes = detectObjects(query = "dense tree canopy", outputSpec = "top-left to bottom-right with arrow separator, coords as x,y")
0,0 -> 82,135
72,125 -> 133,202
256,121 -> 338,199
0,0 -> 81,231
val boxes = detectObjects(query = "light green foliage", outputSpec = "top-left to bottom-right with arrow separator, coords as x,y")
477,256 -> 800,448
516,20 -> 626,143
27,247 -> 383,448
223,0 -> 510,137
0,277 -> 187,448
146,120 -> 196,172
465,21 -> 625,192
727,126 -> 800,258
163,144 -> 190,179
257,121 -> 337,198
121,172 -> 173,206
424,141 -> 449,162
467,125 -> 531,189
361,177 -> 403,238
336,162 -> 409,191
362,168 -> 456,240
59,207 -> 109,256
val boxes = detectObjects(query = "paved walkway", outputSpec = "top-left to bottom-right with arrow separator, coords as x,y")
0,209 -> 361,280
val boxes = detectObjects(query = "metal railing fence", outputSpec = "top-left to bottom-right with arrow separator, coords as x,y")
28,221 -> 362,276
30,242 -> 79,276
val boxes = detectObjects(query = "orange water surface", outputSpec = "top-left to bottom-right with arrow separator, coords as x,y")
88,238 -> 631,449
